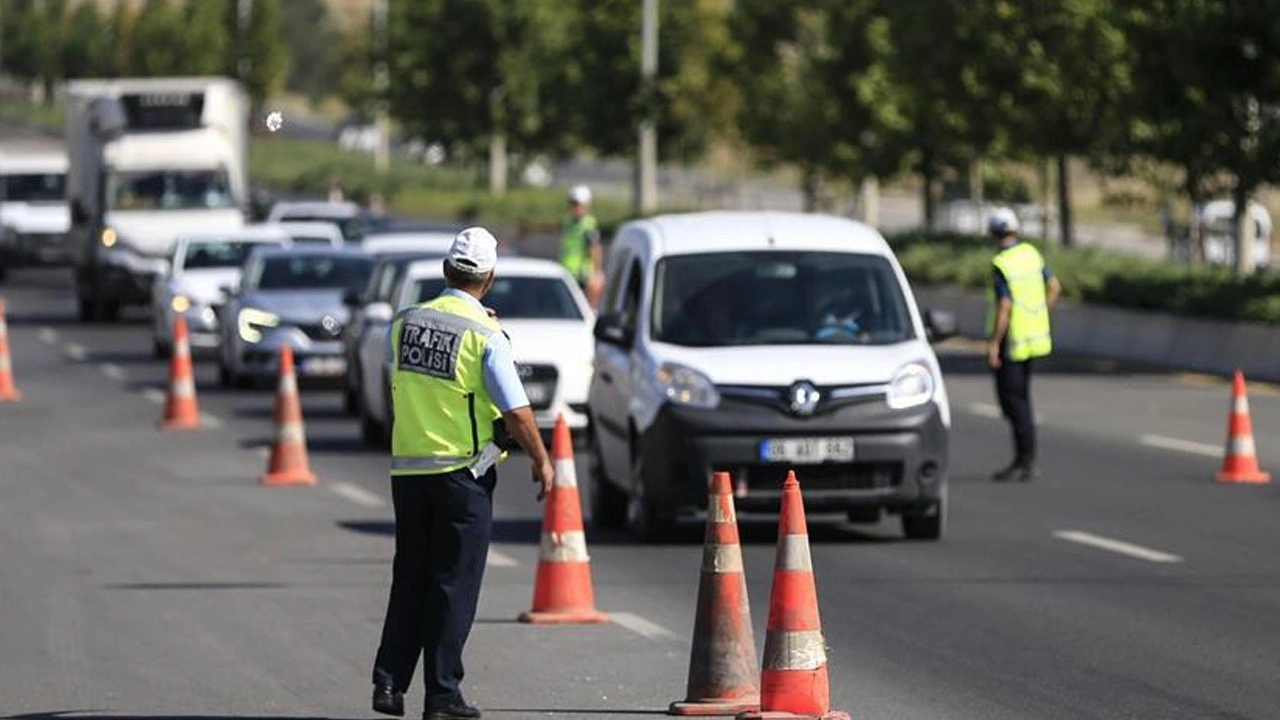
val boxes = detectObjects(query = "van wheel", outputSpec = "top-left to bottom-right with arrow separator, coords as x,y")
343,384 -> 359,416
153,337 -> 171,360
626,448 -> 676,543
901,483 -> 947,541
588,435 -> 626,529
846,506 -> 881,524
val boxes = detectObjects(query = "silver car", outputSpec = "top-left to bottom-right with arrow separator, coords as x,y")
216,246 -> 375,388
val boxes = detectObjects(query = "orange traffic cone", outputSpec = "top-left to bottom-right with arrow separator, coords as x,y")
518,414 -> 607,624
157,316 -> 201,430
0,298 -> 22,402
669,471 -> 760,716
261,345 -> 317,486
739,472 -> 849,720
1216,370 -> 1270,485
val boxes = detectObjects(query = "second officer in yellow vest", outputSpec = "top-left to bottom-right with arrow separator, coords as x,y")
986,208 -> 1061,482
372,227 -> 554,720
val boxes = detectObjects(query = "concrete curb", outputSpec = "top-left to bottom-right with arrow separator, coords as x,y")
914,284 -> 1280,383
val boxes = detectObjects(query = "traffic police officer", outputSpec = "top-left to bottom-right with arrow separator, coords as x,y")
372,227 -> 555,720
560,185 -> 604,303
986,208 -> 1061,482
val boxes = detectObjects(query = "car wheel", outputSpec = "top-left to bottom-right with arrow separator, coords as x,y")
901,482 -> 947,541
846,506 -> 881,524
152,337 -> 171,360
588,433 -> 626,529
626,439 -> 676,543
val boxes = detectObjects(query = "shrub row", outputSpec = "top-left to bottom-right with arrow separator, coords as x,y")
886,232 -> 1280,324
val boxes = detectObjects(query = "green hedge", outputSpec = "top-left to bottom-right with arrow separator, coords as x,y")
887,232 -> 1280,324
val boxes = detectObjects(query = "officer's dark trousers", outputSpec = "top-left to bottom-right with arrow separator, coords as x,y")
373,467 -> 495,706
994,358 -> 1036,465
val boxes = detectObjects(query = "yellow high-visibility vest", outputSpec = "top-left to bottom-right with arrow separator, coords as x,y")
986,242 -> 1052,361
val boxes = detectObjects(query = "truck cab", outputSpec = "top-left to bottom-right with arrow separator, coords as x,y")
0,150 -> 71,279
65,77 -> 249,321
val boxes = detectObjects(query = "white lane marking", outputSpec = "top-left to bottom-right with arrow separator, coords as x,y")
611,612 -> 677,641
63,343 -> 86,361
37,327 -> 57,344
330,482 -> 386,508
486,548 -> 518,568
1140,434 -> 1221,459
1054,530 -> 1183,564
100,363 -> 125,381
141,388 -> 166,404
968,402 -> 1043,422
199,413 -> 224,430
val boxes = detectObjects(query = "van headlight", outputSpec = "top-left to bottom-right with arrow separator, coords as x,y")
655,362 -> 720,409
171,294 -> 191,313
886,362 -> 935,410
238,308 -> 280,343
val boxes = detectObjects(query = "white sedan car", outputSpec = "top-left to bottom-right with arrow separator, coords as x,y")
272,221 -> 345,248
357,257 -> 595,444
150,225 -> 292,357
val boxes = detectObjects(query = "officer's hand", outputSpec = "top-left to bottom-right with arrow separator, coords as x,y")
533,459 -> 555,501
987,345 -> 1002,370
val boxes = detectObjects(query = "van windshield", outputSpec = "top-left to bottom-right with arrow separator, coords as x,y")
1,173 -> 66,202
106,169 -> 235,211
651,251 -> 914,347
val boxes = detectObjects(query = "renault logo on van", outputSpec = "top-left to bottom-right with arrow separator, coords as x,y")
787,381 -> 821,416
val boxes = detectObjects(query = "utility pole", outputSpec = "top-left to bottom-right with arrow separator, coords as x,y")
635,0 -> 659,214
373,0 -> 390,174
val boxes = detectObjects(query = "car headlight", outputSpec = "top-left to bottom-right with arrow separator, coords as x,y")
655,362 -> 719,409
101,227 -> 118,248
171,294 -> 191,313
238,308 -> 280,343
886,362 -> 935,410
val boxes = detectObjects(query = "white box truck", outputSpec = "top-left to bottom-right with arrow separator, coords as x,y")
65,77 -> 249,321
0,148 -> 72,282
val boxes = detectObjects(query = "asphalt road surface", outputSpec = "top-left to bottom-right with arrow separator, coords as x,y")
3,265 -> 1280,720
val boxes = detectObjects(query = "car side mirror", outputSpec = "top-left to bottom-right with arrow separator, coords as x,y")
342,288 -> 364,307
924,308 -> 957,343
593,311 -> 633,347
364,302 -> 394,325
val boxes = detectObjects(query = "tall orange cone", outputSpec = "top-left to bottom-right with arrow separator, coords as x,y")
261,345 -> 317,486
1216,370 -> 1270,485
157,315 -> 201,430
739,472 -> 849,720
669,471 -> 760,716
518,414 -> 607,624
0,298 -> 22,402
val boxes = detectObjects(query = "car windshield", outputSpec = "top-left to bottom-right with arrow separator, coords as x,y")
106,169 -> 235,211
290,235 -> 335,246
250,254 -> 374,292
411,276 -> 583,320
651,251 -> 913,347
182,240 -> 266,270
1,172 -> 66,202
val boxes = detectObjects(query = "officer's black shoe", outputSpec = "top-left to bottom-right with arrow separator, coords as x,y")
1012,464 -> 1038,482
992,462 -> 1019,481
372,682 -> 405,717
425,698 -> 482,720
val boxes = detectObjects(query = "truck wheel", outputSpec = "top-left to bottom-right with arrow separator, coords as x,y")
901,483 -> 947,541
99,299 -> 121,322
588,434 -> 626,529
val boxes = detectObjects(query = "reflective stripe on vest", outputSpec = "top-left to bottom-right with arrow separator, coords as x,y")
986,242 -> 1052,362
389,294 -> 503,476
560,214 -> 597,282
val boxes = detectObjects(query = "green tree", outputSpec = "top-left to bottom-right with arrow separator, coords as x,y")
106,0 -> 137,78
179,0 -> 232,76
127,0 -> 186,76
232,0 -> 290,118
281,0 -> 343,103
387,0 -> 568,193
35,0 -> 69,103
62,1 -> 111,80
0,0 -> 42,87
336,26 -> 376,124
1121,0 -> 1280,274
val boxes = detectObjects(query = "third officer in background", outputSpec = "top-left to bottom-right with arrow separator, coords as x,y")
986,208 -> 1061,482
560,185 -> 604,306
372,227 -> 555,720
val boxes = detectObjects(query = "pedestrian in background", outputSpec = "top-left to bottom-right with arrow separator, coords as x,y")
986,208 -> 1061,482
559,185 -> 604,307
371,227 -> 555,720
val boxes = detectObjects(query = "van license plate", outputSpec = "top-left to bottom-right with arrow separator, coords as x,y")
760,437 -> 855,464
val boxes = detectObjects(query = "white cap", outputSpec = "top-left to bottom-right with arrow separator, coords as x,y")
988,207 -> 1020,235
569,184 -> 592,205
446,227 -> 499,275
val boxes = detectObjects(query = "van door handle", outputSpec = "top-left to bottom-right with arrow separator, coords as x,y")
599,371 -> 613,384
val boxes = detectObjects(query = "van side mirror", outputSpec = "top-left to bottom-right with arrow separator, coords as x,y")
924,308 -> 957,343
364,302 -> 394,325
342,288 -> 364,307
593,311 -> 633,347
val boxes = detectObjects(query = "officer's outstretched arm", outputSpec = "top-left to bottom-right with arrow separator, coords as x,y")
504,406 -> 555,501
1046,276 -> 1062,308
